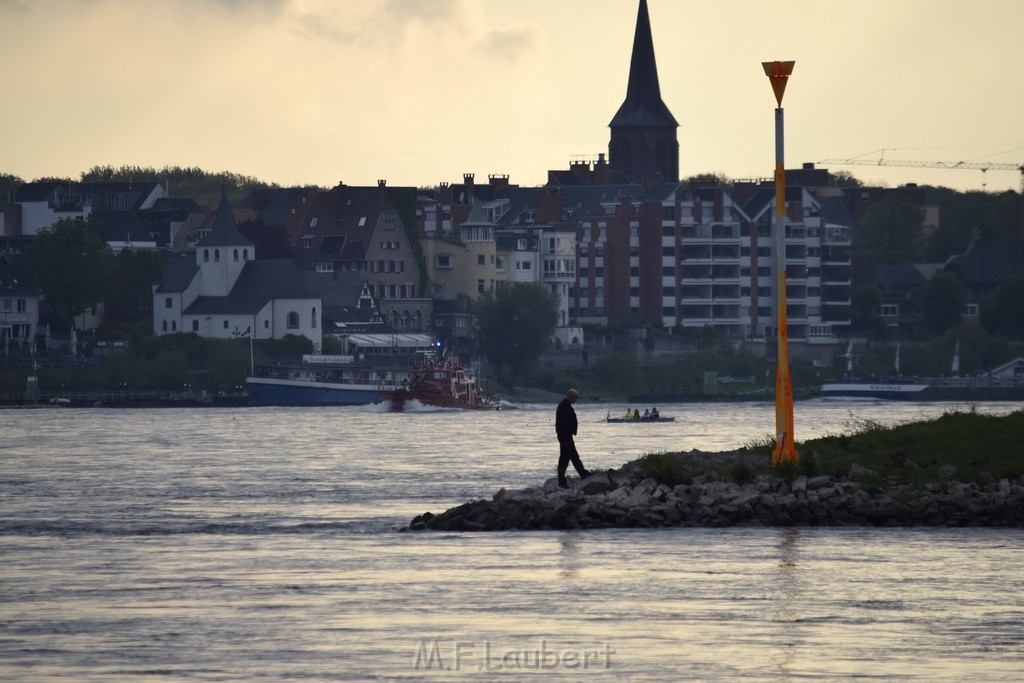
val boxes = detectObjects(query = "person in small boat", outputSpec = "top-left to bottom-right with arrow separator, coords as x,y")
642,408 -> 651,420
555,389 -> 591,489
650,407 -> 660,420
624,408 -> 633,420
633,408 -> 640,420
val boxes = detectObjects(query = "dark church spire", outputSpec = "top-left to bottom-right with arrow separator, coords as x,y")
609,0 -> 679,183
199,188 -> 253,247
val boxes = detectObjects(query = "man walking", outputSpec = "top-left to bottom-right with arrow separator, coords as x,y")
555,388 -> 591,489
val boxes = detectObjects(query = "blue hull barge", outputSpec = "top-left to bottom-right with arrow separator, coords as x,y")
246,354 -> 402,406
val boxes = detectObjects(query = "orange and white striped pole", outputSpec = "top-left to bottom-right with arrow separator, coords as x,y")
763,60 -> 799,466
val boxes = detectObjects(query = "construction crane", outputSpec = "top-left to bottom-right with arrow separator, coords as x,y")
818,152 -> 1024,193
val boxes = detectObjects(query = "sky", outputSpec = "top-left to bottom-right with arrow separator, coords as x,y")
2,0 -> 1023,194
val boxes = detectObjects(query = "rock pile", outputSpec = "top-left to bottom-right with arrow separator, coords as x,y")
406,455 -> 1024,531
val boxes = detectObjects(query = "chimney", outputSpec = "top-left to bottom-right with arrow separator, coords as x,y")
378,179 -> 387,187
594,153 -> 610,185
488,174 -> 510,191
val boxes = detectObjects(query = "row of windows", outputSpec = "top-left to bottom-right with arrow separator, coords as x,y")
375,284 -> 416,299
388,310 -> 424,329
203,248 -> 249,263
164,309 -> 318,334
1,298 -> 28,313
475,254 -> 506,269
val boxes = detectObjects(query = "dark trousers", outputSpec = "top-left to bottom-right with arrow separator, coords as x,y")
557,436 -> 588,482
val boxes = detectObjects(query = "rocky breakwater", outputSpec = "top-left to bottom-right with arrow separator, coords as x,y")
406,453 -> 1024,531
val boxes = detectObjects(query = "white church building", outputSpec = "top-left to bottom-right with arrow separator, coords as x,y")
153,191 -> 322,349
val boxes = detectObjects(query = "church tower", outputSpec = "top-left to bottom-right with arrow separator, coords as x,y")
608,0 -> 679,184
196,189 -> 254,297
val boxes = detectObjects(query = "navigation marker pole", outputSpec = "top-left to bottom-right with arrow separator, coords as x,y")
763,60 -> 799,466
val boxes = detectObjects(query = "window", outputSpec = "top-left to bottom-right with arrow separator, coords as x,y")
233,249 -> 239,262
203,249 -> 210,262
214,249 -> 220,262
478,254 -> 486,266
224,320 -> 229,329
477,279 -> 485,294
192,320 -> 199,332
287,312 -> 299,329
312,307 -> 317,328
162,320 -> 167,332
171,321 -> 177,331
165,297 -> 172,308
243,249 -> 249,261
16,299 -> 26,313
302,237 -> 313,249
435,254 -> 453,269
264,320 -> 269,329
358,217 -> 367,227
879,304 -> 899,317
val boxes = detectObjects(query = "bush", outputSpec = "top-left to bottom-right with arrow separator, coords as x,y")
636,452 -> 692,487
729,461 -> 755,485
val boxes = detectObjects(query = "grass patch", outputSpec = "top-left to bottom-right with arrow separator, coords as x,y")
650,409 -> 1024,489
803,408 -> 1024,486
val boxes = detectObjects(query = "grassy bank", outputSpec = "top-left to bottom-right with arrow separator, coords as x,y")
638,408 -> 1024,488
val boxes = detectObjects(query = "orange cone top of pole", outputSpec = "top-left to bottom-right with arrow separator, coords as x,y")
762,61 -> 795,106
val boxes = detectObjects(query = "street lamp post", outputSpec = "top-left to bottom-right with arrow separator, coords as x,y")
763,60 -> 799,466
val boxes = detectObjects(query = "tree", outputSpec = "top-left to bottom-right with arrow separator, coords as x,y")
474,283 -> 559,388
107,249 -> 164,324
922,271 -> 967,334
849,285 -> 884,337
859,196 -> 926,264
980,274 -> 1024,338
26,218 -> 115,325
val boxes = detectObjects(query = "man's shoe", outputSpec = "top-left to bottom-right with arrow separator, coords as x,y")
557,480 -> 569,490
580,470 -> 593,479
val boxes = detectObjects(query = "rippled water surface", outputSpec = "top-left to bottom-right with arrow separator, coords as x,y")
2,399 -> 1023,680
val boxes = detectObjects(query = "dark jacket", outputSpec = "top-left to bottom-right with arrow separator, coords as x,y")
555,398 -> 577,439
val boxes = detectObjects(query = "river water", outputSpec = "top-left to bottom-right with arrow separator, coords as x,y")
1,399 -> 1022,681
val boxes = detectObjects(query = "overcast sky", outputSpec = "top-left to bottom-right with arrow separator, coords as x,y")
3,0 -> 1022,193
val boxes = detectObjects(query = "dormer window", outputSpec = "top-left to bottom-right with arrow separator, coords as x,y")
358,217 -> 367,227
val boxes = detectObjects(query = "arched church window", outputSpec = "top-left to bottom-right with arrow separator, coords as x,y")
233,249 -> 239,262
203,249 -> 209,262
214,249 -> 220,262
287,312 -> 299,329
243,249 -> 249,261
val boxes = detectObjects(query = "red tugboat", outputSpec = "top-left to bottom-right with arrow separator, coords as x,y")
381,354 -> 501,411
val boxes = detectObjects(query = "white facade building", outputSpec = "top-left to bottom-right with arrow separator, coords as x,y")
153,192 -> 322,349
